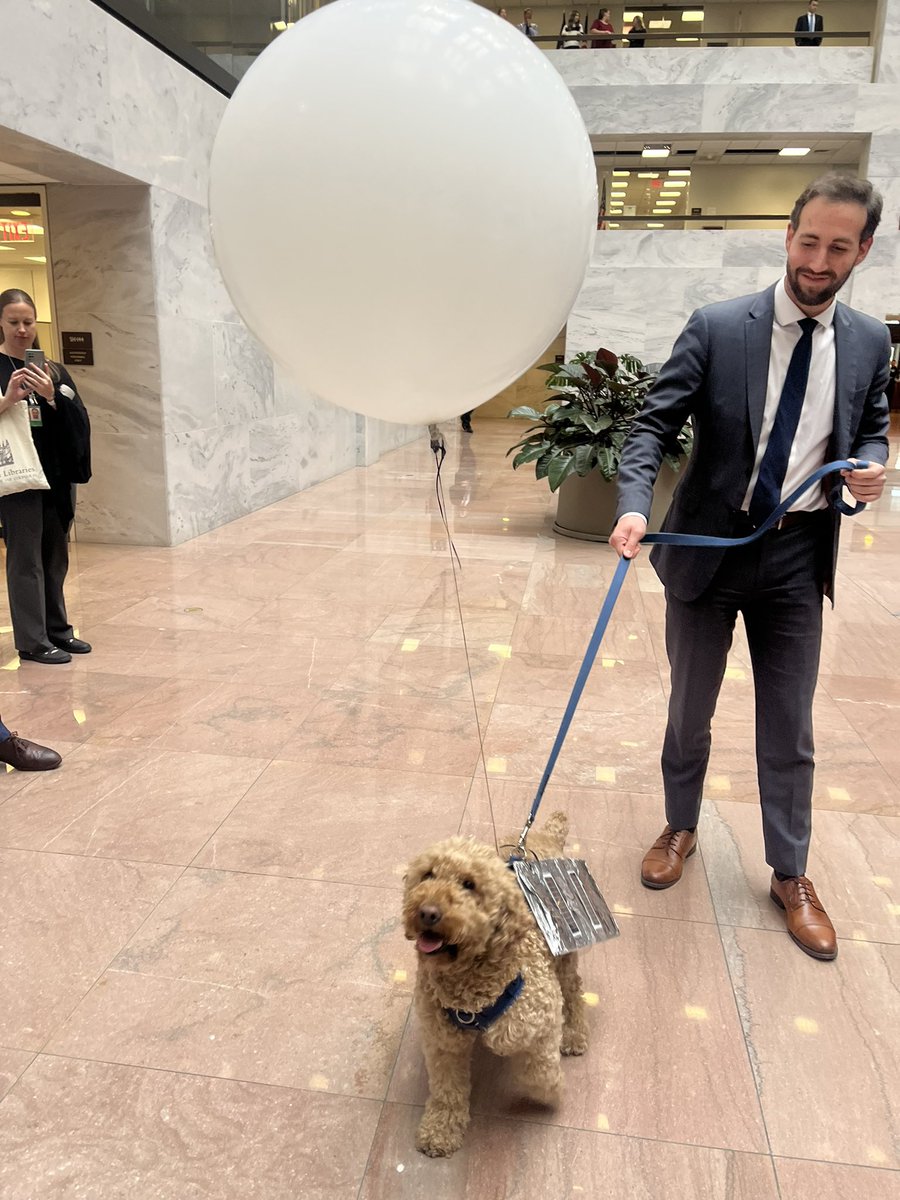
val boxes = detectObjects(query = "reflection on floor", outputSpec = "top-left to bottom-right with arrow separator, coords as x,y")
0,418 -> 898,1198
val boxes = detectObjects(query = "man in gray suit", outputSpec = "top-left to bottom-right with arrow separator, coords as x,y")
609,175 -> 890,961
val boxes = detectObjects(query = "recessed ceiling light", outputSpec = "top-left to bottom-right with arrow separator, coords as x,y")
637,172 -> 659,179
681,11 -> 705,21
676,37 -> 699,42
612,170 -> 630,177
26,224 -> 44,236
658,191 -> 680,198
9,209 -> 31,217
668,170 -> 691,176
642,144 -> 671,159
606,222 -> 620,228
779,147 -> 811,156
647,222 -> 665,228
23,255 -> 46,263
611,183 -> 628,190
665,180 -> 688,188
648,19 -> 671,29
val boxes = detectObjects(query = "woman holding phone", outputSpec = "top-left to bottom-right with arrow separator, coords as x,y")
0,288 -> 91,664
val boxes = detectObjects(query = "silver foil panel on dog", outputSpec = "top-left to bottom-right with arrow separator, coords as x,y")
512,857 -> 620,956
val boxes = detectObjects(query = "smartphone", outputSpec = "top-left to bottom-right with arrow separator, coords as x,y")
24,349 -> 46,371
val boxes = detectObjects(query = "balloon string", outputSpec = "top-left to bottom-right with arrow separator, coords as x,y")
429,426 -> 500,855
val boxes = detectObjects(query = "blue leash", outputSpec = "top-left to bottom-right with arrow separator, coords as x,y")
513,459 -> 869,852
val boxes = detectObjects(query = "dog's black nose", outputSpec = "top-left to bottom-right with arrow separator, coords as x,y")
419,905 -> 442,927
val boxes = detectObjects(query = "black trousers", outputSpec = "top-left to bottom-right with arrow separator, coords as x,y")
661,516 -> 827,877
0,489 -> 74,655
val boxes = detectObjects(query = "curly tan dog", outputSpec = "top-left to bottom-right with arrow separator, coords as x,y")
402,812 -> 589,1157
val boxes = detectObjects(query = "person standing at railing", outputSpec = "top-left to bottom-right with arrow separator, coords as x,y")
496,7 -> 510,19
589,7 -> 616,48
559,10 -> 586,48
517,8 -> 538,39
609,175 -> 890,964
626,13 -> 647,48
794,0 -> 824,45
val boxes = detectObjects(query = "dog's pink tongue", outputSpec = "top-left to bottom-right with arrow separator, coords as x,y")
416,932 -> 444,954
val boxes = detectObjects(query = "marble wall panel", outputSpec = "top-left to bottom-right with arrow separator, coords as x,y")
157,317 -> 216,435
572,86 -> 703,136
46,186 -> 157,317
165,427 -> 252,545
551,48 -> 873,88
866,133 -> 900,177
212,324 -> 275,428
149,191 -> 237,325
54,311 -> 162,438
249,416 -> 306,510
2,0 -> 115,170
721,231 -> 788,270
77,432 -> 169,546
853,84 -> 900,135
592,231 -> 726,269
699,85 -> 859,134
105,17 -> 224,208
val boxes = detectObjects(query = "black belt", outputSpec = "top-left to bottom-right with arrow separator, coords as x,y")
736,508 -> 828,534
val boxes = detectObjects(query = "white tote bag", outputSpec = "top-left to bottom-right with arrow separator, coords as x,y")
0,400 -> 50,497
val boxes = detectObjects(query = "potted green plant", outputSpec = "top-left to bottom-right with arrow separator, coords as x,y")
507,347 -> 693,540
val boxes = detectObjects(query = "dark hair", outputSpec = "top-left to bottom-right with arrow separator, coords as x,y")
0,287 -> 59,379
790,174 -> 883,243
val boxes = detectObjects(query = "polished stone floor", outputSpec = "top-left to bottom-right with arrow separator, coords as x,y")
0,417 -> 898,1198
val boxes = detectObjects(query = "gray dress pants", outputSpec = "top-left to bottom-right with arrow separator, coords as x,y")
661,515 -> 827,878
0,489 -> 74,654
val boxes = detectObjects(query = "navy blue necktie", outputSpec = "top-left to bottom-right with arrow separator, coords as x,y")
749,316 -> 818,527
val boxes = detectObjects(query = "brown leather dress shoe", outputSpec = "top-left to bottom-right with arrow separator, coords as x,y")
0,733 -> 62,772
769,873 -> 837,961
641,825 -> 698,889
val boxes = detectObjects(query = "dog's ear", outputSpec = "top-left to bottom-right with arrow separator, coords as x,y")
492,874 -> 534,950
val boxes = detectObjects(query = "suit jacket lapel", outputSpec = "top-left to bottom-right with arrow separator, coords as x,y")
832,303 -> 856,455
745,287 -> 776,450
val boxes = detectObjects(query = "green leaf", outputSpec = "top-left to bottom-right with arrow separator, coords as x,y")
507,406 -> 544,421
547,452 -> 574,492
535,451 -> 553,481
573,443 -> 594,475
513,444 -> 548,468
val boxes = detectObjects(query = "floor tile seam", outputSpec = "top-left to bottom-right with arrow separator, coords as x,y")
0,843 -> 194,870
372,1097 -> 782,1160
771,1151 -> 900,1173
356,1008 -> 416,1200
184,861 -> 408,895
19,1049 -> 388,1109
696,841 -> 780,1163
26,861 -> 195,1061
184,754 -> 275,871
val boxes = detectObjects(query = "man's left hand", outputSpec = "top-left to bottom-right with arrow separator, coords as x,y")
840,459 -> 886,503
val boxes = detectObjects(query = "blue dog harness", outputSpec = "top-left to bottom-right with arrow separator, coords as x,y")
444,973 -> 525,1032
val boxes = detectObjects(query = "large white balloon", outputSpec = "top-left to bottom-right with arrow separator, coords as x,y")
209,0 -> 597,425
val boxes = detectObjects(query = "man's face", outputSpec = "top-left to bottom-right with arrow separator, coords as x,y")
809,1 -> 818,12
524,9 -> 532,20
784,196 -> 871,311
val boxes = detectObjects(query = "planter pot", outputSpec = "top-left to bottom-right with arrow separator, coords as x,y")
552,462 -> 681,542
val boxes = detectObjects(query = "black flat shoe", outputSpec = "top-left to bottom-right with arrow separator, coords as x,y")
50,637 -> 92,654
18,647 -> 72,665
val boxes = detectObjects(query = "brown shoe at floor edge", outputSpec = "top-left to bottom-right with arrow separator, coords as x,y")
769,873 -> 837,961
641,825 -> 698,889
0,733 -> 62,771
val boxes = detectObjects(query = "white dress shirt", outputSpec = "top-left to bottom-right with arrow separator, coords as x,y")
741,277 -> 836,513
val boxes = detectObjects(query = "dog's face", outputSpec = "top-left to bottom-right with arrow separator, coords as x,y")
402,838 -> 532,970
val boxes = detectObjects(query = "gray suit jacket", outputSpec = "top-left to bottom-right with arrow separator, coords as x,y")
616,283 -> 891,602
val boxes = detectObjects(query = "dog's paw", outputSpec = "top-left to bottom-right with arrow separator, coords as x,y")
416,1109 -> 468,1158
561,1028 -> 589,1056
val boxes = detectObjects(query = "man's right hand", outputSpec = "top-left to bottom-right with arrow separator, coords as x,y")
609,514 -> 648,559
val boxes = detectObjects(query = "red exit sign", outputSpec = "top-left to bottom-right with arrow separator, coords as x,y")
0,221 -> 34,243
